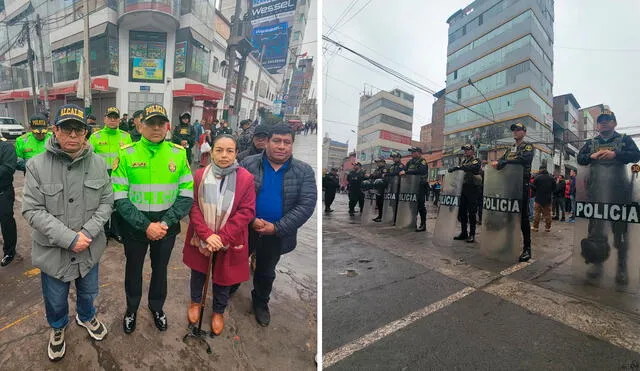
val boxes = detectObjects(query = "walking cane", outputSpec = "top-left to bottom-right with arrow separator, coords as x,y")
183,250 -> 216,354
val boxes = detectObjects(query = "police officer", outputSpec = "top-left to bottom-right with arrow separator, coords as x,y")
90,107 -> 132,243
112,104 -> 194,333
217,120 -> 233,136
577,109 -> 640,284
370,157 -> 389,222
129,110 -> 144,142
0,133 -> 17,266
347,162 -> 366,216
237,119 -> 253,153
172,112 -> 196,164
388,151 -> 404,175
403,147 -> 428,232
15,114 -> 52,172
323,167 -> 340,213
119,113 -> 130,131
86,114 -> 99,139
449,144 -> 481,242
491,122 -> 534,262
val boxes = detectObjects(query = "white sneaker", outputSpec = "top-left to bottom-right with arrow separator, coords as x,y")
48,327 -> 66,361
75,313 -> 108,341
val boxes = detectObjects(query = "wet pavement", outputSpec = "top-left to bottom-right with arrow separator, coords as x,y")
0,134 -> 318,369
323,194 -> 640,370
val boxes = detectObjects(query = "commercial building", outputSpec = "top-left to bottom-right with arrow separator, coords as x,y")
355,88 -> 414,169
285,56 -> 313,115
322,135 -> 348,171
552,93 -> 580,175
443,0 -> 555,170
0,0 -> 282,126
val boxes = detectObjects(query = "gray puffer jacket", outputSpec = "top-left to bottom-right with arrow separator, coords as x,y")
22,137 -> 113,281
241,153 -> 316,254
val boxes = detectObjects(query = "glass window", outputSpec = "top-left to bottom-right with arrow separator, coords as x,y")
360,98 -> 413,117
129,31 -> 167,83
293,31 -> 301,41
212,57 -> 219,73
51,33 -> 118,83
221,63 -> 228,78
444,88 -> 552,132
359,113 -> 413,131
250,80 -> 254,91
448,1 -> 506,44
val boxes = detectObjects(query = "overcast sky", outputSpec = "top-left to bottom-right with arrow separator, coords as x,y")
301,0 -> 317,95
322,0 -> 640,150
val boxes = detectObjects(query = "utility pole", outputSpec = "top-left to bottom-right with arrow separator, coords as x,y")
223,0 -> 243,123
250,44 -> 266,120
24,22 -> 38,113
82,0 -> 92,113
35,14 -> 49,111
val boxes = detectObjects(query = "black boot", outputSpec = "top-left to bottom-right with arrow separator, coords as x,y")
466,235 -> 475,243
373,216 -> 382,222
415,223 -> 426,232
518,246 -> 531,262
616,256 -> 628,286
453,232 -> 468,240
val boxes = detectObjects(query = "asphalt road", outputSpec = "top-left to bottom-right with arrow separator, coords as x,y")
323,194 -> 640,370
0,133 -> 318,370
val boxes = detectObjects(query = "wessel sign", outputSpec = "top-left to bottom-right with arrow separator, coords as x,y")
250,0 -> 297,25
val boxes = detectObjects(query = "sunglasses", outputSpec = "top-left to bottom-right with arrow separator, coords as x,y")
58,125 -> 87,135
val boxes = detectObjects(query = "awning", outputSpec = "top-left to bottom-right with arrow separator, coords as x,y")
0,90 -> 30,102
39,77 -> 110,99
173,83 -> 223,101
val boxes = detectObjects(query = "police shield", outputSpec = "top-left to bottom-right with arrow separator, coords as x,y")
479,164 -> 523,261
394,175 -> 421,229
362,186 -> 379,225
382,176 -> 400,224
572,163 -> 640,288
434,170 -> 465,246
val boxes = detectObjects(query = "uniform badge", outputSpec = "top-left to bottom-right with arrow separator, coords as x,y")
131,162 -> 147,168
525,144 -> 533,151
180,129 -> 188,135
112,157 -> 119,171
168,159 -> 177,173
632,164 -> 640,173
24,148 -> 33,153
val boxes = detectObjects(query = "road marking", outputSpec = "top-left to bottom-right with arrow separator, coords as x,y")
499,261 -> 532,276
0,311 -> 38,333
323,286 -> 476,368
23,268 -> 40,278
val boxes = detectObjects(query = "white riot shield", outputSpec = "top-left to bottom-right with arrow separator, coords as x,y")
382,176 -> 400,224
480,164 -> 524,261
362,188 -> 379,225
434,171 -> 465,246
394,175 -> 421,229
572,163 -> 640,289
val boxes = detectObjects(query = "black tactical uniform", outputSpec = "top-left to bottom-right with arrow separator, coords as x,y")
405,147 -> 428,231
577,113 -> 640,285
497,122 -> 534,261
0,136 -> 17,266
323,169 -> 340,212
369,160 -> 389,222
216,124 -> 233,137
172,112 -> 196,164
347,164 -> 366,215
450,145 -> 481,242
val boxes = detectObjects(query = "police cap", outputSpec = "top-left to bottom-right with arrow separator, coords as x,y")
105,107 -> 120,118
408,147 -> 423,153
179,112 -> 191,119
597,109 -> 616,123
461,144 -> 475,150
142,104 -> 170,123
253,125 -> 270,137
55,104 -> 86,126
510,122 -> 526,131
29,114 -> 48,129
390,151 -> 401,158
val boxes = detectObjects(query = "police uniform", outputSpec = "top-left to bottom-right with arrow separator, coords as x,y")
129,111 -> 144,142
347,163 -> 366,215
89,107 -> 132,174
497,122 -> 534,261
172,112 -> 196,164
449,144 -> 481,242
112,104 -> 194,330
216,123 -> 233,137
388,152 -> 405,175
322,168 -> 340,212
405,147 -> 428,231
15,115 -> 52,172
369,159 -> 389,221
0,135 -> 17,266
576,109 -> 640,284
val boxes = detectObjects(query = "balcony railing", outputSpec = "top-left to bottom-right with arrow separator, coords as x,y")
119,0 -> 180,19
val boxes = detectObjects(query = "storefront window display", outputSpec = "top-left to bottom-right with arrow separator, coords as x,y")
129,31 -> 167,83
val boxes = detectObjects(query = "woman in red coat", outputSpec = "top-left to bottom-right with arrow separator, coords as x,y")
183,134 -> 256,335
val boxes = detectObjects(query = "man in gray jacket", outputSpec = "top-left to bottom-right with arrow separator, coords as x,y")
22,104 -> 113,361
239,123 -> 316,326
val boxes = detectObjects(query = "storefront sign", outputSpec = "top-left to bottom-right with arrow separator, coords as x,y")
250,0 -> 297,25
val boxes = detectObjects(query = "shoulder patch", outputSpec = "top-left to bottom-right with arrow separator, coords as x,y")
524,144 -> 533,151
0,137 -> 6,142
169,142 -> 184,149
421,159 -> 426,165
112,157 -> 119,171
121,143 -> 135,149
472,159 -> 479,164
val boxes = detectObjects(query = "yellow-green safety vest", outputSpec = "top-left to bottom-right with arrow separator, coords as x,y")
89,126 -> 132,169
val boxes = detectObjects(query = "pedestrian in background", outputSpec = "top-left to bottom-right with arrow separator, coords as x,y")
0,132 -> 17,267
323,167 -> 340,213
552,174 -> 566,221
568,169 -> 577,222
531,166 -> 554,232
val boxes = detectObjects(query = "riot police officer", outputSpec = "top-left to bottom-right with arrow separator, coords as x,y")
403,147 -> 428,232
388,151 -> 404,175
576,109 -> 640,284
370,157 -> 389,222
449,144 -> 481,243
172,112 -> 196,164
491,122 -> 534,262
323,167 -> 340,213
347,162 -> 366,216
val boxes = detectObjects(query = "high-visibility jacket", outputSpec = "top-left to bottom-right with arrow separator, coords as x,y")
15,131 -> 52,171
111,137 -> 194,241
89,126 -> 132,171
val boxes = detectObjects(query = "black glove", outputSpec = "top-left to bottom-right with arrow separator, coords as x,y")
496,159 -> 507,170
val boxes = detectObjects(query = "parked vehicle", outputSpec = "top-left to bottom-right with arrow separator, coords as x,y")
0,117 -> 26,139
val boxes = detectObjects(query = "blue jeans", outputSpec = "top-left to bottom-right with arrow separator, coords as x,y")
41,264 -> 99,329
529,197 -> 535,220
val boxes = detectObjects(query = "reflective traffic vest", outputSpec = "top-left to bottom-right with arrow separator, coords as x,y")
15,131 -> 52,160
89,126 -> 132,170
111,137 -> 194,213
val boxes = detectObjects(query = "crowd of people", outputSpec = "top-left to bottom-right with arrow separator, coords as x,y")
0,104 -> 316,362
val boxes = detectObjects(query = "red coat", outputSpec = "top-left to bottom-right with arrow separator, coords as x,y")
182,166 -> 256,286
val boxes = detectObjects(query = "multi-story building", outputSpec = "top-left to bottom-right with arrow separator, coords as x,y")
285,57 -> 313,115
443,0 -> 554,170
580,104 -> 608,140
0,0 -> 280,127
552,93 -> 580,175
356,88 -> 414,170
322,135 -> 348,172
298,97 -> 317,121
